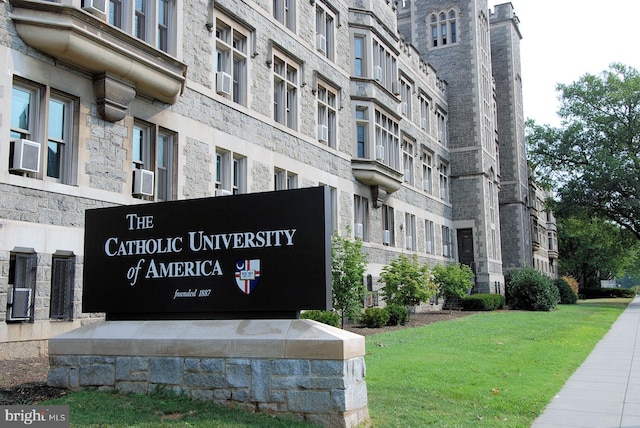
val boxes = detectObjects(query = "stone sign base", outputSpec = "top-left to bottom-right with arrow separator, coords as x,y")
47,319 -> 369,428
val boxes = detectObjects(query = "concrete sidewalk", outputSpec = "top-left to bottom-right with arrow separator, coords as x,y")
532,297 -> 640,428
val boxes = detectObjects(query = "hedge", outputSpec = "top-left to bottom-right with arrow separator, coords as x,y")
461,294 -> 504,311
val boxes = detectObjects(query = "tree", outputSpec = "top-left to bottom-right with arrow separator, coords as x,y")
331,232 -> 368,328
558,214 -> 640,289
432,263 -> 474,311
527,63 -> 640,239
378,254 -> 437,318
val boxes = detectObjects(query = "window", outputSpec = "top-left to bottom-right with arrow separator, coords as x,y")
10,80 -> 76,184
442,225 -> 453,258
422,151 -> 432,194
215,16 -> 249,105
132,122 -> 176,201
317,82 -> 337,148
429,9 -> 458,48
273,54 -> 299,129
402,140 -> 414,186
439,162 -> 449,202
354,35 -> 365,77
437,109 -> 447,145
274,167 -> 297,190
400,79 -> 412,119
7,251 -> 37,322
373,39 -> 397,91
320,184 -> 338,233
273,0 -> 295,31
405,213 -> 416,251
420,95 -> 430,131
108,0 -> 177,54
354,195 -> 369,241
216,149 -> 246,195
50,253 -> 75,321
375,110 -> 400,170
382,204 -> 394,246
355,106 -> 368,158
425,219 -> 435,254
315,3 -> 335,60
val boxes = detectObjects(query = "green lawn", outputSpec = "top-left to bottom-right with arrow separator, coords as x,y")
42,299 -> 630,427
365,299 -> 631,427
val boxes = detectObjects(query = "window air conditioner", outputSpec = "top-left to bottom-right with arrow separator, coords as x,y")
406,236 -> 413,249
10,139 -> 41,173
375,144 -> 385,161
383,230 -> 391,245
216,188 -> 232,196
404,169 -> 411,182
318,124 -> 328,142
82,0 -> 107,16
216,71 -> 232,96
426,240 -> 433,253
316,34 -> 327,54
392,81 -> 401,95
8,288 -> 31,321
402,102 -> 408,115
374,66 -> 383,82
133,169 -> 155,196
423,179 -> 430,191
422,117 -> 428,130
355,223 -> 363,239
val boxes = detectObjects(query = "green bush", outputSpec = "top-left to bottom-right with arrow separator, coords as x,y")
554,278 -> 578,304
385,304 -> 409,326
506,268 -> 559,311
360,308 -> 390,328
461,294 -> 504,311
300,310 -> 340,327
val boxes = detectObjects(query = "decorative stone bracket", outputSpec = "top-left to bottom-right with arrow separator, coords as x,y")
9,0 -> 188,122
351,159 -> 404,207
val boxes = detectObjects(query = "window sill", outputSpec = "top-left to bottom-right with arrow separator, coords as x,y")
9,0 -> 187,121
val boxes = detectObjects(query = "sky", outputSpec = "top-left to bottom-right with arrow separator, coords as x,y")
489,1 -> 640,126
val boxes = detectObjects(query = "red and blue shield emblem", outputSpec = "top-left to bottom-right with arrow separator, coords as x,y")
235,259 -> 261,294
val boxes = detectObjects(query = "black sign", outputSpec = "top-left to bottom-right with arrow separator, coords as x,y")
82,187 -> 331,320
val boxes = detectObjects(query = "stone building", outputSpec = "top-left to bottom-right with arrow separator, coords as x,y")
0,0 -> 556,359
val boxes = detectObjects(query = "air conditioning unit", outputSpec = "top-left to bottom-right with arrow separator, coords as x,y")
426,240 -> 433,253
383,230 -> 391,245
374,66 -> 383,82
318,124 -> 328,142
8,288 -> 31,321
355,223 -> 363,239
404,169 -> 411,182
423,179 -> 430,191
375,144 -> 385,161
82,0 -> 107,16
10,139 -> 41,173
391,81 -> 401,95
316,34 -> 327,54
406,236 -> 413,249
133,169 -> 154,196
402,102 -> 408,115
422,117 -> 428,130
216,188 -> 232,196
216,71 -> 232,96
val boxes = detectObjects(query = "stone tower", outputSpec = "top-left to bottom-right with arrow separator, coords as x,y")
490,3 -> 532,271
398,0 -> 504,293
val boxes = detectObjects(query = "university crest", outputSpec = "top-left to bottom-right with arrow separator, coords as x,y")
235,259 -> 261,294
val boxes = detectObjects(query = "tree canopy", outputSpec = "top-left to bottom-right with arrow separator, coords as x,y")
527,63 -> 640,239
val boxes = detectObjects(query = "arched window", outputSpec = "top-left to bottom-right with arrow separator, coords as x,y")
429,9 -> 458,48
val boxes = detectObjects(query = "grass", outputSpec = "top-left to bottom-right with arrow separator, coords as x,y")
41,299 -> 631,427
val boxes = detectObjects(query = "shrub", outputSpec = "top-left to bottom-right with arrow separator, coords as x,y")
561,275 -> 579,295
360,308 -> 390,328
554,278 -> 578,304
379,254 -> 437,317
385,304 -> 409,326
461,294 -> 505,311
300,310 -> 340,327
432,263 -> 474,303
506,268 -> 559,311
